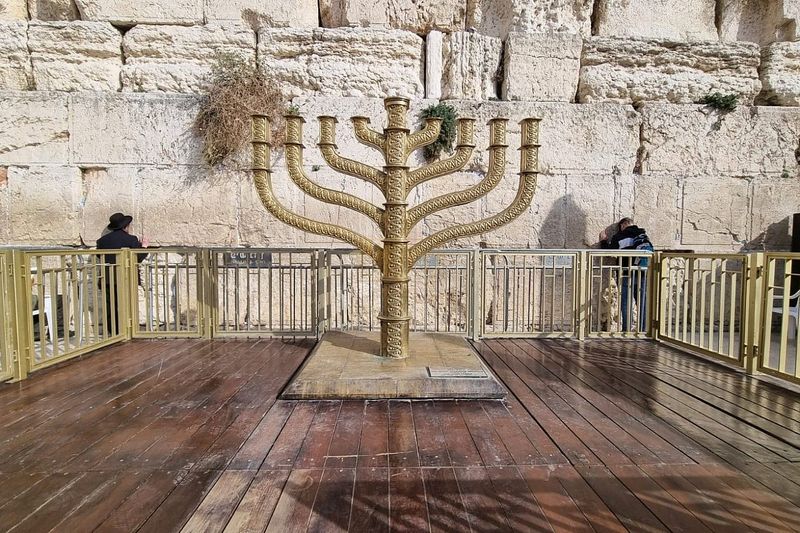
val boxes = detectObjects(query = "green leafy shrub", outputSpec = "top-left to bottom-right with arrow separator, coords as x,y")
419,103 -> 458,162
698,92 -> 738,112
195,53 -> 289,166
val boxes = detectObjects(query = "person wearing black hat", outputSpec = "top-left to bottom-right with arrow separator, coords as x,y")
96,213 -> 150,335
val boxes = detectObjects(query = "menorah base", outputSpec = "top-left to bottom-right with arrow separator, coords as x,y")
281,331 -> 506,400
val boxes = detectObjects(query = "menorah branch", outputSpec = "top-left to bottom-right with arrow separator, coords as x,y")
408,119 -> 509,228
352,117 -> 385,151
407,118 -> 442,152
318,116 -> 385,189
406,118 -> 475,188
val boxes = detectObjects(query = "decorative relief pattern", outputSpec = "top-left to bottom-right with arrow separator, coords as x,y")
408,118 -> 442,152
319,145 -> 386,189
352,118 -> 385,151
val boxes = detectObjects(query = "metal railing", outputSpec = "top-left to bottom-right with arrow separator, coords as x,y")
1,247 -> 798,389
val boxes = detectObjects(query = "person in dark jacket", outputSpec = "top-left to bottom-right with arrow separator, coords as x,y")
96,213 -> 149,336
599,217 -> 653,332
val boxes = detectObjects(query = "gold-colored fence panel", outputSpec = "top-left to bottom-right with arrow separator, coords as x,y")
760,254 -> 800,383
658,253 -> 746,365
19,249 -> 129,374
587,251 -> 654,338
0,250 -> 15,382
212,249 -> 318,336
480,251 -> 577,337
133,249 -> 203,338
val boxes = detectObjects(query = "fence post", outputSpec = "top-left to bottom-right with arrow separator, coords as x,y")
10,250 -> 31,381
199,249 -> 215,339
742,252 -> 764,374
576,251 -> 589,340
649,251 -> 662,340
470,249 -> 482,341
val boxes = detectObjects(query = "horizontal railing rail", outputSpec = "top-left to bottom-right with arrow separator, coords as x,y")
0,247 -> 797,391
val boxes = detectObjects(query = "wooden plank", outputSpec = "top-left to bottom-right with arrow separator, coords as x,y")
95,471 -> 181,532
421,467 -> 470,533
387,401 -> 418,468
453,466 -> 510,531
223,470 -> 291,533
388,467 -> 429,532
293,401 -> 341,469
137,470 -> 223,533
484,465 -> 554,531
0,473 -> 82,526
325,401 -> 365,469
265,468 -> 323,533
358,401 -> 389,468
181,470 -> 256,533
411,400 -> 451,467
306,467 -> 356,532
349,467 -> 389,532
480,400 -> 548,465
551,464 -> 626,532
228,401 -> 296,471
262,402 -> 319,469
458,401 -> 515,466
519,465 -> 598,533
435,401 -> 482,466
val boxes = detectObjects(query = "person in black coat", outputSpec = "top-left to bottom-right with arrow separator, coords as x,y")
599,217 -> 653,332
96,213 -> 149,336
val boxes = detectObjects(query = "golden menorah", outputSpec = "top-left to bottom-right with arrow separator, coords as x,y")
252,97 -> 540,359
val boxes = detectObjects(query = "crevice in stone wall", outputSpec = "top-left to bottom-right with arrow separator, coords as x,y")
590,0 -> 602,36
113,24 -> 128,93
494,38 -> 505,100
714,0 -> 724,40
24,22 -> 36,90
632,104 -> 647,175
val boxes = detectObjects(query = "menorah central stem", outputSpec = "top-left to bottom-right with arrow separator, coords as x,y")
379,98 -> 412,358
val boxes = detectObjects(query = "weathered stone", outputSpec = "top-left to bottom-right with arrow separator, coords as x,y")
71,93 -> 203,166
0,0 -> 27,19
122,24 -> 256,94
0,21 -> 31,89
564,174 -> 625,247
579,38 -> 762,104
426,30 -> 442,99
681,176 -> 750,247
7,165 -> 81,245
633,174 -> 682,249
593,0 -> 717,41
29,0 -> 80,21
204,0 -> 318,27
74,0 -> 202,25
749,176 -> 800,250
719,0 -> 799,45
320,0 -> 467,33
469,0 -> 593,39
238,167 -> 308,246
0,91 -> 69,164
441,31 -> 502,100
258,28 -> 424,98
503,32 -> 581,102
28,22 -> 122,91
79,166 -> 137,243
0,167 -> 8,242
639,104 -> 800,176
759,41 -> 800,106
136,166 -> 239,246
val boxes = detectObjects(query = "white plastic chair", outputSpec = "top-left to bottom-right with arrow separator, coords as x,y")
772,288 -> 800,338
31,296 -> 55,342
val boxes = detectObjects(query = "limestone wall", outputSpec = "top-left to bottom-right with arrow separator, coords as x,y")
1,0 -> 799,253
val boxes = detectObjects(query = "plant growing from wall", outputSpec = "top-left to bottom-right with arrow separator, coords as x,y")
195,53 -> 289,166
698,92 -> 739,113
419,103 -> 458,162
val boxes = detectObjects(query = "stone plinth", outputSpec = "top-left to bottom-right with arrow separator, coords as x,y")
282,331 -> 506,399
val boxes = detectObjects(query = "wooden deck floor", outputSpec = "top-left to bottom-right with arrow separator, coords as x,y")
1,337 -> 799,532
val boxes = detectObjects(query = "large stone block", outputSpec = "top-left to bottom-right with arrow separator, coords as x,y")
579,38 -> 762,105
681,176 -> 750,247
320,0 -> 467,33
639,104 -> 800,176
79,166 -> 137,243
71,93 -> 203,166
441,31 -> 502,100
0,167 -> 8,242
204,0 -> 318,27
7,165 -> 82,245
289,97 -> 641,176
122,24 -> 256,94
238,168 -> 308,246
593,0 -> 717,41
633,174 -> 682,249
749,176 -> 800,250
503,32 -> 581,102
136,166 -> 239,246
564,174 -> 623,247
74,0 -> 202,25
29,0 -> 80,21
719,0 -> 798,45
759,41 -> 800,106
258,28 -> 424,98
0,21 -> 32,89
469,0 -> 593,39
28,22 -> 122,91
0,0 -> 27,19
0,91 -> 69,164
